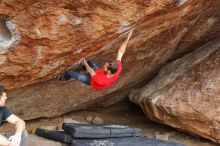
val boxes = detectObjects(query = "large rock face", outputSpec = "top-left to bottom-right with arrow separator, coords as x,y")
0,0 -> 219,120
129,38 -> 220,143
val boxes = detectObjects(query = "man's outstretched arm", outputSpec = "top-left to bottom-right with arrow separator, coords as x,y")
83,59 -> 96,77
116,30 -> 133,61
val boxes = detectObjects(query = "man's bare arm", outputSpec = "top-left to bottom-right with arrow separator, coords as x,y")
83,59 -> 96,77
6,114 -> 25,146
116,30 -> 133,61
6,114 -> 25,137
0,134 -> 10,146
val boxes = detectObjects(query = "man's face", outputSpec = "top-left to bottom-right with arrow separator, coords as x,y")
0,92 -> 7,107
103,62 -> 109,73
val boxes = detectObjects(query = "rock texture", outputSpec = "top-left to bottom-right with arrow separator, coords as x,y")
129,38 -> 220,143
0,1 -> 219,120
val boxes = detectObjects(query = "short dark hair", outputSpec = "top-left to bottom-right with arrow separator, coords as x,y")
0,85 -> 6,96
107,61 -> 118,74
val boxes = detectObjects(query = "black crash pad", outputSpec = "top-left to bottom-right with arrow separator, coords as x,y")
35,128 -> 73,144
62,123 -> 141,138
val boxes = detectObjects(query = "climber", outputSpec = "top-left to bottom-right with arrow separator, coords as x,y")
56,29 -> 133,90
0,85 -> 28,146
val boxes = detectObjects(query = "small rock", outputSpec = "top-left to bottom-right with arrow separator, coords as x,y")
154,131 -> 171,141
92,116 -> 104,124
85,115 -> 93,123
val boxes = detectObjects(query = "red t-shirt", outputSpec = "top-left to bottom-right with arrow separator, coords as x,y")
91,60 -> 122,90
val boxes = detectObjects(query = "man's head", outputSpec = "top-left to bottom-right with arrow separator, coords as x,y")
103,61 -> 118,75
0,85 -> 7,107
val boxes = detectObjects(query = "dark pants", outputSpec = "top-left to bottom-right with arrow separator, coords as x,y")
63,60 -> 98,85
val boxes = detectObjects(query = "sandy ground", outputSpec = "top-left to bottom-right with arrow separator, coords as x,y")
0,99 -> 219,146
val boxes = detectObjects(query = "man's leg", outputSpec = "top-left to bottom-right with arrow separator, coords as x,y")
81,60 -> 99,71
3,130 -> 28,146
63,70 -> 91,85
87,60 -> 99,70
20,129 -> 28,146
